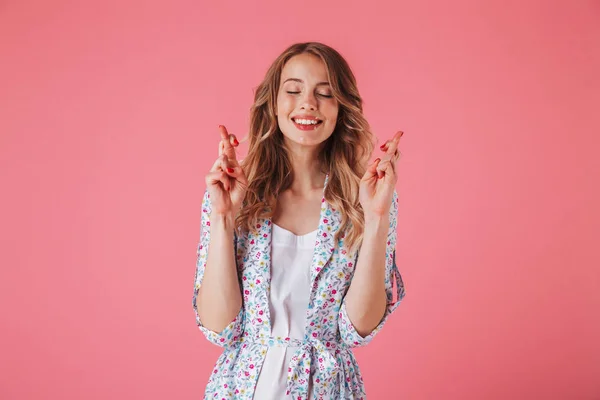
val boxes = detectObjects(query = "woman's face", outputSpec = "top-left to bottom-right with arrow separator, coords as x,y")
276,53 -> 339,149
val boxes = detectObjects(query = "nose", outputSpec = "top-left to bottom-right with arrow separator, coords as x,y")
300,91 -> 317,111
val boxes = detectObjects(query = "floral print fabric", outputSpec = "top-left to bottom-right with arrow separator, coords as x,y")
192,176 -> 405,399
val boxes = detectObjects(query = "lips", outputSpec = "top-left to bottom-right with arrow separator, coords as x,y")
291,115 -> 323,131
292,117 -> 323,131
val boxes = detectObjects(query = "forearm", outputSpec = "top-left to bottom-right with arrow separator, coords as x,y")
197,213 -> 243,333
343,215 -> 389,337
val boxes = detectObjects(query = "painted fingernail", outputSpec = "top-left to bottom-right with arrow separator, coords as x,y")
226,167 -> 234,173
233,138 -> 239,146
380,143 -> 387,150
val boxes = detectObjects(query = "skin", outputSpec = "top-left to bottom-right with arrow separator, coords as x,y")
272,53 -> 339,235
348,130 -> 403,336
196,126 -> 246,333
197,53 -> 403,338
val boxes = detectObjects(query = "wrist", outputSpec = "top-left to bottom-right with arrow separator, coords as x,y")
364,213 -> 388,226
210,212 -> 236,230
363,214 -> 389,236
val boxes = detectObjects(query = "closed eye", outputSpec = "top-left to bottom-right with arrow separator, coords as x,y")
286,91 -> 333,98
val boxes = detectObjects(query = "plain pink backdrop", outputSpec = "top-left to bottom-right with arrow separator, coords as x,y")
1,0 -> 599,399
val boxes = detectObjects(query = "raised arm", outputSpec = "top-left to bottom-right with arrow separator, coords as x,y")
193,125 -> 248,346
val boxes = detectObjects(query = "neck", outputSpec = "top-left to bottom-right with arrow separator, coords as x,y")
286,145 -> 327,195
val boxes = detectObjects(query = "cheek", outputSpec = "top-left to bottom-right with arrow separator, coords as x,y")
276,99 -> 290,128
325,103 -> 339,122
277,96 -> 294,116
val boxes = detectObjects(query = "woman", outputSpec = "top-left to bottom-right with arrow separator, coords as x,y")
193,42 -> 406,399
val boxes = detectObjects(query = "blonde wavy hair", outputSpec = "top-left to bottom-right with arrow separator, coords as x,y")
237,42 -> 375,251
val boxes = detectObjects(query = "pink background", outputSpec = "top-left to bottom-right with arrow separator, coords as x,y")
1,0 -> 599,399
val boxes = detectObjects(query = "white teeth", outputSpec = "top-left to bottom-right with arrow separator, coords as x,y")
294,119 -> 320,125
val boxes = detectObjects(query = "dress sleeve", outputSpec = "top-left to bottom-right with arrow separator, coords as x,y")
338,190 -> 406,347
192,189 -> 244,347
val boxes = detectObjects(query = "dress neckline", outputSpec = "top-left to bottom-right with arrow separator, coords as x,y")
271,223 -> 318,247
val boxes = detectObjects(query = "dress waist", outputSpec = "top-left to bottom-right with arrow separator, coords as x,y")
241,333 -> 347,350
242,333 -> 348,399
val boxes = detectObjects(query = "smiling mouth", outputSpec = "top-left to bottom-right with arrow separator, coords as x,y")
292,118 -> 323,129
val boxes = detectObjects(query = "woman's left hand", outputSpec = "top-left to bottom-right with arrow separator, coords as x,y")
359,130 -> 403,219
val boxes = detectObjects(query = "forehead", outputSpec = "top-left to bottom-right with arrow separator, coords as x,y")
280,53 -> 329,83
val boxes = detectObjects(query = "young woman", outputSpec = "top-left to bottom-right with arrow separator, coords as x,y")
193,42 -> 406,399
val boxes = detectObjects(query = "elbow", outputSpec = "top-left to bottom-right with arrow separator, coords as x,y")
344,289 -> 387,337
338,300 -> 385,348
198,303 -> 242,334
193,293 -> 244,347
349,300 -> 386,338
195,284 -> 243,333
196,306 -> 244,347
199,320 -> 228,336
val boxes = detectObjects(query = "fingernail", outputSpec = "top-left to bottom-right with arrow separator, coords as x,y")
218,125 -> 223,129
374,158 -> 381,163
380,143 -> 387,150
233,138 -> 239,146
226,167 -> 234,173
400,131 -> 404,137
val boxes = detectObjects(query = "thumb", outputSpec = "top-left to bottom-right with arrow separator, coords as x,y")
363,158 -> 381,181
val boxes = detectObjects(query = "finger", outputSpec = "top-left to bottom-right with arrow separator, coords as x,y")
217,134 -> 239,157
210,154 -> 229,173
227,134 -> 241,167
220,154 -> 234,173
384,131 -> 404,156
376,158 -> 396,180
218,124 -> 229,142
224,165 -> 248,186
229,134 -> 239,147
219,125 -> 238,162
214,155 -> 248,187
205,170 -> 231,191
379,131 -> 403,151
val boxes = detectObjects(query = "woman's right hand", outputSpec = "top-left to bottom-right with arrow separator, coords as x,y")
205,125 -> 248,218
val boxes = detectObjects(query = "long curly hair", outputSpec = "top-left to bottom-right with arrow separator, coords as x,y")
237,42 -> 375,251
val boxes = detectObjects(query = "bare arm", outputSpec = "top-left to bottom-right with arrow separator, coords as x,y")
344,130 -> 404,337
196,212 -> 242,333
195,125 -> 247,335
343,215 -> 389,337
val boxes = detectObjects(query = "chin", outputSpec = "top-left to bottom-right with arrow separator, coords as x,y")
286,131 -> 331,148
281,123 -> 334,147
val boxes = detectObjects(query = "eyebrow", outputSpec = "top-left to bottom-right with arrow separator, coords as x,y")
283,78 -> 330,86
